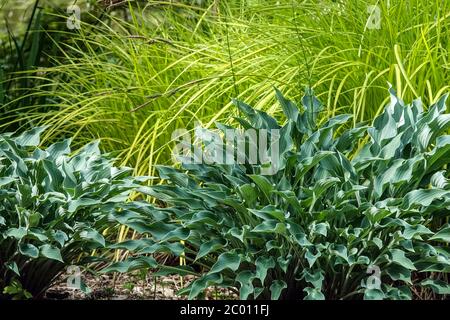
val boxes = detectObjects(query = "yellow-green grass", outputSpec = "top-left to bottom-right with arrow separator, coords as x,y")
2,0 -> 450,178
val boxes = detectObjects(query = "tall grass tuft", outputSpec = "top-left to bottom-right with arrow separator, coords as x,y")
2,0 -> 450,176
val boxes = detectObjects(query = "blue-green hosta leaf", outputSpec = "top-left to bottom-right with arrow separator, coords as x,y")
249,205 -> 285,221
252,219 -> 286,234
19,243 -> 39,258
277,255 -> 291,273
253,287 -> 265,299
78,228 -> 106,247
275,121 -> 294,166
415,124 -> 433,151
238,184 -> 258,206
156,166 -> 191,188
421,279 -> 450,294
196,239 -> 227,261
17,184 -> 33,208
266,240 -> 283,252
371,237 -> 383,249
385,265 -> 412,284
67,198 -> 100,213
233,116 -> 254,131
269,280 -> 287,300
402,223 -> 433,240
222,198 -> 248,215
303,287 -> 325,300
110,209 -> 148,225
188,273 -> 223,300
232,99 -> 279,129
137,242 -> 185,256
79,279 -> 92,295
385,286 -> 412,300
0,177 -> 15,187
373,159 -> 416,198
390,249 -> 416,270
46,138 -> 72,161
77,140 -> 101,157
302,269 -> 324,290
62,160 -> 77,192
40,244 -> 63,262
335,125 -> 368,153
122,221 -> 175,240
318,152 -> 352,181
51,230 -> 69,247
305,248 -> 321,267
430,226 -> 450,242
386,86 -> 405,114
425,135 -> 450,173
5,227 -> 27,240
28,230 -> 49,242
369,109 -> 398,146
248,175 -> 273,201
311,177 -> 340,200
5,261 -> 20,276
294,151 -> 334,182
32,147 -> 48,160
210,252 -> 241,274
429,113 -> 450,144
228,227 -> 248,243
348,255 -> 370,266
321,114 -> 353,133
414,262 -> 450,272
400,239 -> 415,252
379,131 -> 404,159
236,271 -> 255,300
366,207 -> 391,224
418,249 -> 450,266
275,88 -> 299,122
310,222 -> 329,237
159,227 -> 191,242
330,244 -> 348,263
430,171 -> 450,189
337,184 -> 368,201
102,256 -> 157,273
410,97 -> 424,121
14,126 -> 47,147
288,226 -> 312,247
255,256 -> 275,284
402,189 -> 450,210
364,288 -> 385,300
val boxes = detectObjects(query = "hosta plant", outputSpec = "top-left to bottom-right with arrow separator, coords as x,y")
0,127 -> 146,299
108,87 -> 450,300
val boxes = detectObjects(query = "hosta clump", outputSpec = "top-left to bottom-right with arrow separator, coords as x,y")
0,128 -> 145,299
111,87 -> 450,300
